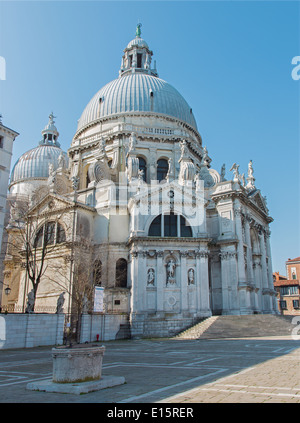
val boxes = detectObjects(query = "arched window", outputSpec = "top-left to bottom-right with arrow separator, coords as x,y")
116,258 -> 128,288
56,223 -> 66,244
148,215 -> 161,236
34,222 -> 66,248
93,259 -> 102,286
148,213 -> 192,238
86,171 -> 91,188
138,157 -> 147,182
157,159 -> 168,182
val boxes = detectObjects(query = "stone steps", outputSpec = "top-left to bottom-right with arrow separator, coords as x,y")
174,314 -> 295,340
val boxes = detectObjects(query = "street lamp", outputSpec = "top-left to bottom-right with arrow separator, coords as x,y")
4,286 -> 11,296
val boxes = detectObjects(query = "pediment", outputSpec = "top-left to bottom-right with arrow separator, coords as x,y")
28,193 -> 95,217
248,189 -> 269,215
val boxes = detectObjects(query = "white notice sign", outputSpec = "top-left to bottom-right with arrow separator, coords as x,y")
93,287 -> 104,312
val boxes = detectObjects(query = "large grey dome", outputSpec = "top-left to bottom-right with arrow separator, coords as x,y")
76,27 -> 197,134
77,73 -> 197,132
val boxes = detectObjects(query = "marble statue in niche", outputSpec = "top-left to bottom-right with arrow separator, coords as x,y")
166,259 -> 176,285
188,268 -> 195,285
147,268 -> 155,286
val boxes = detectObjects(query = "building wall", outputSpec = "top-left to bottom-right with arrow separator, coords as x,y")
286,258 -> 300,280
80,313 -> 129,341
0,124 -> 18,305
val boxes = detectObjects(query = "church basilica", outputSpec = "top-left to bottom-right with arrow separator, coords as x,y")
2,25 -> 278,338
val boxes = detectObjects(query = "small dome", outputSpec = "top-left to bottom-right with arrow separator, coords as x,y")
10,113 -> 68,186
126,37 -> 149,50
10,145 -> 68,185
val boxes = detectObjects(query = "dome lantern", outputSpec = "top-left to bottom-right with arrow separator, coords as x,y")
40,112 -> 60,147
119,23 -> 158,78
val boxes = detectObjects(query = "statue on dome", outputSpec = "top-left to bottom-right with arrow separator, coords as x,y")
136,23 -> 142,37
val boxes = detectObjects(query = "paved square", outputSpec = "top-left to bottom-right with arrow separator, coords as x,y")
0,336 -> 299,403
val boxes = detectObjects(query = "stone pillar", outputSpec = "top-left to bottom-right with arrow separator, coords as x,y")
195,248 -> 211,317
156,250 -> 164,312
252,255 -> 262,312
130,250 -> 139,314
259,231 -> 271,313
220,247 -> 239,315
244,215 -> 256,311
265,229 -> 278,314
233,204 -> 247,285
234,204 -> 251,314
129,250 -> 145,338
180,251 -> 188,312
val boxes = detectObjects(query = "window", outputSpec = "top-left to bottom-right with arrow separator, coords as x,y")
180,215 -> 193,237
280,286 -> 298,296
0,136 -> 4,149
34,227 -> 44,248
280,300 -> 287,310
157,159 -> 168,182
148,213 -> 192,238
57,223 -> 66,244
34,222 -> 66,248
293,300 -> 300,309
116,258 -> 127,288
138,157 -> 147,182
137,53 -> 142,68
93,260 -> 102,286
45,222 -> 55,245
164,213 -> 177,237
86,170 -> 91,188
148,215 -> 161,236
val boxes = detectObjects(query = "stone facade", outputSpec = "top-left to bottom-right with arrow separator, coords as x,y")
1,26 -> 278,339
0,120 -> 19,303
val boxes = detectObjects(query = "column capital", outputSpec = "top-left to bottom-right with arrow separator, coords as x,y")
219,251 -> 237,260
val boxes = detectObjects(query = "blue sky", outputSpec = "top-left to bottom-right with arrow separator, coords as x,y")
0,1 -> 299,275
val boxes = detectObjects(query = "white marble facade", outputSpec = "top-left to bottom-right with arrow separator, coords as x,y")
3,25 -> 278,338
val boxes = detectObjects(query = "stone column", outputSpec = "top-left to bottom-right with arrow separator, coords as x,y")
220,248 -> 239,315
252,255 -> 262,312
233,204 -> 247,285
244,215 -> 256,311
195,247 -> 211,317
259,231 -> 271,313
129,249 -> 145,338
156,250 -> 164,313
234,203 -> 250,313
180,251 -> 188,312
265,229 -> 278,313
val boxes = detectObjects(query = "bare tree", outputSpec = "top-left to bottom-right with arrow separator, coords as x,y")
46,236 -> 102,342
4,193 -> 66,312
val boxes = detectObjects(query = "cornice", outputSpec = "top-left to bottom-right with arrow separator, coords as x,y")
72,112 -> 201,143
